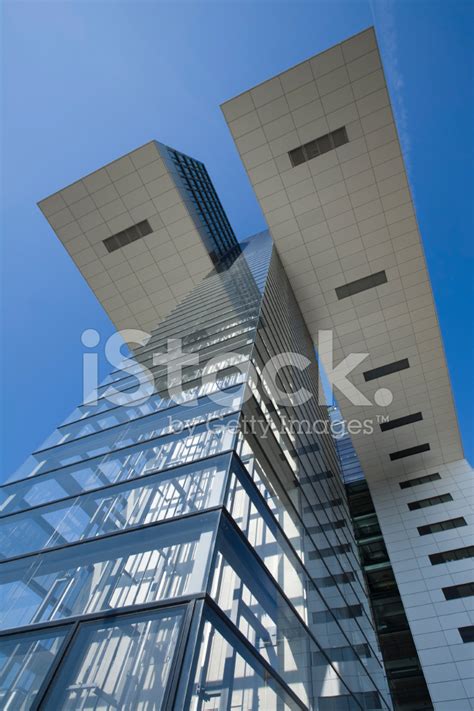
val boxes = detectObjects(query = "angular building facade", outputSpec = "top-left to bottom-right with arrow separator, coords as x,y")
0,232 -> 393,709
0,26 -> 472,711
221,27 -> 473,711
330,406 -> 433,710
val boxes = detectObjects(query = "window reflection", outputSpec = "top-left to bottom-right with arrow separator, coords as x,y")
0,418 -> 236,515
43,607 -> 184,710
0,512 -> 218,630
189,607 -> 301,711
1,454 -> 230,559
0,627 -> 69,710
42,371 -> 246,450
211,516 -> 313,706
28,392 -> 242,475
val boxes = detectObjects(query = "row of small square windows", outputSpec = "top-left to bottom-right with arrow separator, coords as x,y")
288,126 -> 349,167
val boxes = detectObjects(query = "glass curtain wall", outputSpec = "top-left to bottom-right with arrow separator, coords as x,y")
1,233 -> 392,710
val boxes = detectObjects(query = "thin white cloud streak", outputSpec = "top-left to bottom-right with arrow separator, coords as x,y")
370,0 -> 414,184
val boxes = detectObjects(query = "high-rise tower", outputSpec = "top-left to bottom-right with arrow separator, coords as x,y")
222,27 -> 473,711
1,26 -> 472,711
1,145 -> 392,709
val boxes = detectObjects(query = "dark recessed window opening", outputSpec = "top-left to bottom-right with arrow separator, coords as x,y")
336,271 -> 387,300
399,473 -> 441,489
363,358 -> 410,382
408,493 -> 452,511
390,443 -> 431,461
418,517 -> 467,536
288,127 -> 349,167
443,583 -> 474,601
429,545 -> 474,566
380,412 -> 423,432
459,626 -> 474,643
103,219 -> 153,254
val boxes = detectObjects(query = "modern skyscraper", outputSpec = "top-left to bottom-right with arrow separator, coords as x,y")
0,26 -> 472,711
0,228 -> 393,709
222,27 -> 473,711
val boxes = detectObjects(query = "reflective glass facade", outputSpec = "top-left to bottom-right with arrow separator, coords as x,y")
159,142 -> 239,262
1,233 -> 392,710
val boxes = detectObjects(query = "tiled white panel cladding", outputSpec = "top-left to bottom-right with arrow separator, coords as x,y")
39,141 -> 214,334
223,27 -> 471,709
372,458 -> 474,710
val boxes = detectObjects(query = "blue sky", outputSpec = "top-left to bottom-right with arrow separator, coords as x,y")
1,0 -> 473,480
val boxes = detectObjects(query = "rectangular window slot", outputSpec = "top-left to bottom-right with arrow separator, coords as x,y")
459,626 -> 474,643
429,545 -> 474,565
418,517 -> 467,536
288,127 -> 348,167
380,412 -> 423,432
103,219 -> 153,254
390,443 -> 430,461
408,493 -> 452,511
336,271 -> 387,300
443,583 -> 474,600
399,472 -> 441,489
363,358 -> 410,382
